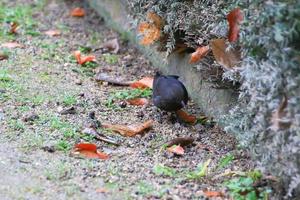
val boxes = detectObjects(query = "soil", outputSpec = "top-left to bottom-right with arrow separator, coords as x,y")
0,0 -> 255,199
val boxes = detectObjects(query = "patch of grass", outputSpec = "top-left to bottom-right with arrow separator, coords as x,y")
216,153 -> 234,170
48,116 -> 71,130
32,95 -> 46,106
55,140 -> 72,152
136,181 -> 155,196
8,119 -> 25,131
223,170 -> 271,200
0,3 -> 38,41
153,164 -> 177,177
106,88 -> 152,107
62,94 -> 77,106
186,159 -> 211,179
103,53 -> 118,64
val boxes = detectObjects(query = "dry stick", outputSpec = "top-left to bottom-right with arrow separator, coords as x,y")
95,75 -> 133,86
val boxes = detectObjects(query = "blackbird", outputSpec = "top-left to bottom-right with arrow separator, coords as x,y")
152,72 -> 188,111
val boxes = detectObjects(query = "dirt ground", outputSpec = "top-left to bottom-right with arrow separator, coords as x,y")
0,0 -> 257,199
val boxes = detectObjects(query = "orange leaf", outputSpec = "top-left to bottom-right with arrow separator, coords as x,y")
102,120 -> 153,137
127,98 -> 149,106
176,110 -> 197,124
138,22 -> 161,45
75,143 -> 97,151
73,50 -> 96,65
189,45 -> 210,64
44,30 -> 61,37
167,145 -> 184,155
227,8 -> 243,42
147,12 -> 163,28
9,22 -> 19,34
1,42 -> 24,48
96,188 -> 108,193
210,38 -> 241,69
203,190 -> 224,198
70,7 -> 85,17
130,77 -> 154,89
74,143 -> 109,159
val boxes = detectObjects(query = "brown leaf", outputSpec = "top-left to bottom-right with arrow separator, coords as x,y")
94,72 -> 132,86
166,137 -> 194,147
0,53 -> 8,60
270,95 -> 291,131
167,145 -> 184,155
73,50 -> 96,65
1,42 -> 24,48
102,38 -> 120,54
70,7 -> 85,17
9,22 -> 19,34
127,98 -> 149,106
227,8 -> 243,42
147,12 -> 164,29
44,30 -> 61,37
138,22 -> 161,45
176,110 -> 197,124
73,143 -> 109,159
203,190 -> 224,198
102,120 -> 153,137
130,77 -> 154,89
210,38 -> 241,69
96,188 -> 108,193
189,45 -> 210,64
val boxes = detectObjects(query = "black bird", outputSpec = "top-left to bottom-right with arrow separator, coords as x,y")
152,72 -> 188,111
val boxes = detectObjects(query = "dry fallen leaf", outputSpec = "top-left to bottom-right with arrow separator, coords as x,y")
166,137 -> 194,148
70,7 -> 85,17
130,77 -> 154,89
102,38 -> 120,54
203,190 -> 224,198
147,12 -> 164,29
227,8 -> 243,42
210,38 -> 241,69
102,120 -> 153,137
127,98 -> 149,106
9,22 -> 19,34
167,145 -> 184,155
96,188 -> 108,193
270,95 -> 291,131
73,50 -> 96,65
73,143 -> 109,159
138,22 -> 161,45
1,42 -> 24,48
0,53 -> 8,60
189,45 -> 210,64
176,110 -> 197,124
44,30 -> 61,37
95,72 -> 132,86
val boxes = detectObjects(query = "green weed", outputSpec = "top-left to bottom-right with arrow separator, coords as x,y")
103,53 -> 118,64
62,94 -> 77,106
153,164 -> 177,177
56,140 -> 71,152
216,153 -> 234,170
186,159 -> 211,179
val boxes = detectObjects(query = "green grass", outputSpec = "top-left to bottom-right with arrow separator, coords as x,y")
216,153 -> 234,170
62,94 -> 77,106
153,164 -> 177,177
103,53 -> 118,64
106,88 -> 152,107
0,3 -> 39,41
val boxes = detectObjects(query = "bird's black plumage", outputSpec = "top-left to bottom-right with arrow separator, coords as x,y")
152,72 -> 188,111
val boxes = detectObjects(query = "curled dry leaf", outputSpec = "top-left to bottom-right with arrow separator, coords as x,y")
227,8 -> 243,42
189,45 -> 210,64
167,145 -> 184,155
73,143 -> 109,159
1,42 -> 24,48
95,72 -> 132,86
210,38 -> 241,69
270,95 -> 291,131
44,30 -> 61,37
203,190 -> 224,198
138,22 -> 161,45
176,109 -> 197,124
147,12 -> 164,29
166,137 -> 194,147
0,53 -> 8,60
73,50 -> 96,65
9,22 -> 19,34
127,98 -> 149,106
130,77 -> 154,89
102,38 -> 120,54
70,7 -> 85,17
102,120 -> 153,137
